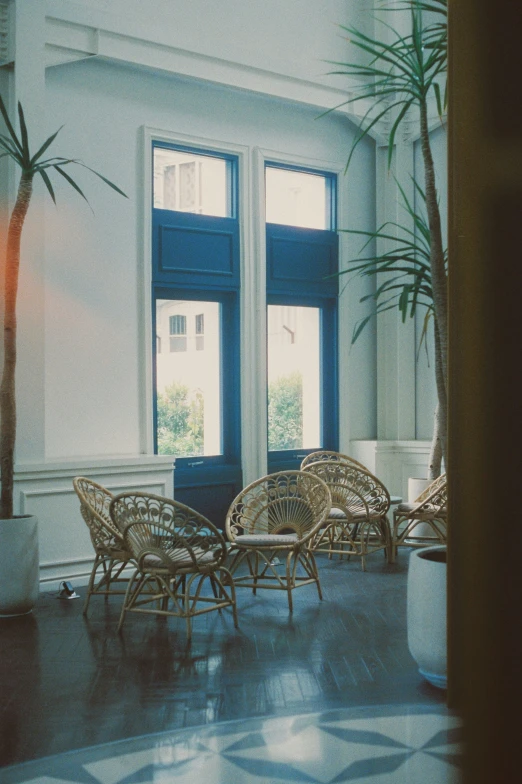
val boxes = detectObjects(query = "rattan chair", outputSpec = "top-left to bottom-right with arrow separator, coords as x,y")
225,470 -> 331,612
109,492 -> 238,639
72,476 -> 133,615
300,450 -> 369,471
390,473 -> 447,563
301,460 -> 391,570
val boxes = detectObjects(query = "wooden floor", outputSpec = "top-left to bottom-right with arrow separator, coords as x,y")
0,549 -> 445,768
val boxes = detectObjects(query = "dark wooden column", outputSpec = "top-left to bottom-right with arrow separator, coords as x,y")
447,0 -> 522,781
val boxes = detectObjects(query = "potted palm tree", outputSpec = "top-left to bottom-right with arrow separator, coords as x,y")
329,0 -> 447,479
327,0 -> 448,687
0,95 -> 126,616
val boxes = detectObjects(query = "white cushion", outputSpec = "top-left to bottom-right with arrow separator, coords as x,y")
234,533 -> 298,546
143,547 -> 216,569
395,503 -> 441,517
329,506 -> 367,520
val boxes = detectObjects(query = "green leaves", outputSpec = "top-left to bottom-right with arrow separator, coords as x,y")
326,0 -> 447,169
339,180 -> 447,346
0,94 -> 127,204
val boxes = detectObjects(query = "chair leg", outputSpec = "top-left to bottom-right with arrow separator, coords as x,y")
252,551 -> 259,595
117,569 -> 144,633
309,551 -> 323,601
285,552 -> 294,613
100,560 -> 112,602
218,567 -> 239,628
83,554 -> 103,615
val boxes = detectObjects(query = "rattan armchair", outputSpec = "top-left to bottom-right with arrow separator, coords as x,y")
225,470 -> 331,612
301,460 -> 392,570
109,492 -> 238,639
390,473 -> 447,563
300,450 -> 368,471
72,476 -> 132,615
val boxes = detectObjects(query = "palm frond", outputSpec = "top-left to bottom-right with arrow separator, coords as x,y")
39,168 -> 56,204
0,95 -> 23,156
17,103 -> 30,167
30,127 -> 64,166
76,163 -> 128,198
327,1 -> 447,168
336,179 -> 445,344
0,95 -> 127,202
53,165 -> 89,202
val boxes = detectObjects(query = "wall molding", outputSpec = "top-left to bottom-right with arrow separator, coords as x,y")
39,13 -> 394,138
351,439 -> 433,500
13,454 -> 175,590
40,14 -> 446,143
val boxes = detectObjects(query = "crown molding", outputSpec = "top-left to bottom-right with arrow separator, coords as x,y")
3,9 -> 447,145
40,15 -> 395,141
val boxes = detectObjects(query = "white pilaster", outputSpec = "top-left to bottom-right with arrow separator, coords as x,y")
375,140 -> 417,441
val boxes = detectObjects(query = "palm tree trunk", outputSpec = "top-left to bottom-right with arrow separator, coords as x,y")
428,316 -> 447,478
1,172 -> 33,519
419,100 -> 448,477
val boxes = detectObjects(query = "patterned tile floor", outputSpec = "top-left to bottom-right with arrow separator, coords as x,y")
0,549 -> 453,779
1,704 -> 461,784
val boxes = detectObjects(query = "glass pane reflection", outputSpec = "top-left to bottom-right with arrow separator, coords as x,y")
267,305 -> 321,450
156,300 -> 222,457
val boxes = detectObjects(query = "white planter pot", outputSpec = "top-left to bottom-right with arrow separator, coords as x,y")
407,545 -> 447,689
0,515 -> 39,617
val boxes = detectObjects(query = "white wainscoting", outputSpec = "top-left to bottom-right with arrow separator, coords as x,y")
350,440 -> 432,500
13,455 -> 175,591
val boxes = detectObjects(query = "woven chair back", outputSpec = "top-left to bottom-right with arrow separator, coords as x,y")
72,476 -> 121,549
414,473 -> 447,512
300,450 -> 368,472
302,460 -> 391,517
226,470 -> 331,544
109,492 -> 227,572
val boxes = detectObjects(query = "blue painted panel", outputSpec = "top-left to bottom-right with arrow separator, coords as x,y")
266,224 -> 338,295
153,210 -> 240,289
174,464 -> 243,531
159,225 -> 234,276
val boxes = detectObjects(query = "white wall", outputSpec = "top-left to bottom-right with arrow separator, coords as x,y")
46,0 -> 373,85
1,0 -> 445,586
43,57 -> 377,459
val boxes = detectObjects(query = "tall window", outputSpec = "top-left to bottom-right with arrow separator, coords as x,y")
152,141 -> 241,520
267,304 -> 321,451
153,147 -> 232,217
156,300 -> 221,457
265,167 -> 330,229
265,163 -> 338,469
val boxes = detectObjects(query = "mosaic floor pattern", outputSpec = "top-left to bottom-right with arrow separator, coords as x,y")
1,704 -> 461,784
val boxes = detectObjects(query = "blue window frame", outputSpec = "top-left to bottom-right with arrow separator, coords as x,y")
151,142 -> 242,527
152,287 -> 240,466
265,163 -> 339,471
152,143 -> 240,291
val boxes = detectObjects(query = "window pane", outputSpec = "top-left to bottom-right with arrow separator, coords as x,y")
156,299 -> 222,457
267,305 -> 321,450
153,148 -> 230,217
265,167 -> 328,229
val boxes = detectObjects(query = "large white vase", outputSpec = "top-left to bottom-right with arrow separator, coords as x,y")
0,515 -> 39,617
407,545 -> 447,688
